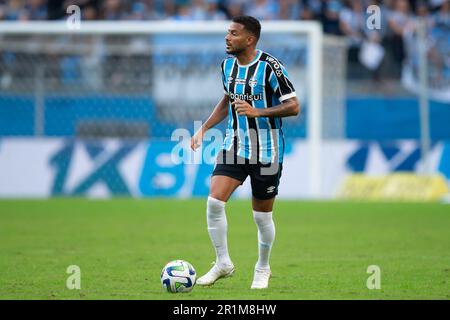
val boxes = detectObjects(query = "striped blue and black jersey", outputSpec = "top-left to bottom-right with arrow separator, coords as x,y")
221,49 -> 296,164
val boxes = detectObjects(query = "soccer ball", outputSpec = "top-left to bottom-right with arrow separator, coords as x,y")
160,260 -> 196,293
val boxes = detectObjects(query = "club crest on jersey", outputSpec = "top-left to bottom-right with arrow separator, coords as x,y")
227,76 -> 233,84
249,79 -> 257,87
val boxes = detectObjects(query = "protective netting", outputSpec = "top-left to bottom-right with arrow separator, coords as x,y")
321,35 -> 347,139
0,28 -> 347,140
402,22 -> 450,103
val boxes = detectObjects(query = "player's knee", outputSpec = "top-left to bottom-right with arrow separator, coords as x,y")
253,210 -> 273,225
207,196 -> 225,215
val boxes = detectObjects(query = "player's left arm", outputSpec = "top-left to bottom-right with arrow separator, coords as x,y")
233,96 -> 299,118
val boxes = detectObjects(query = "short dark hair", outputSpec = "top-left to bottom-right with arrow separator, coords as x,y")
232,15 -> 261,41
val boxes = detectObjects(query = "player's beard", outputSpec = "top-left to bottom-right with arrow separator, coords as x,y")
226,45 -> 245,56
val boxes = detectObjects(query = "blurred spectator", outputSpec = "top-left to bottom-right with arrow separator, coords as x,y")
127,1 -> 149,20
322,0 -> 342,34
20,0 -> 47,20
339,0 -> 365,57
47,0 -> 64,20
226,0 -> 245,18
171,2 -> 192,21
101,0 -> 124,20
386,0 -> 415,75
205,0 -> 226,20
1,0 -> 28,20
433,0 -> 449,27
414,1 -> 434,29
430,0 -> 448,10
189,0 -> 207,20
278,0 -> 300,20
298,4 -> 317,21
429,1 -> 450,84
82,4 -> 98,20
160,0 -> 176,18
415,1 -> 429,17
244,0 -> 278,21
126,0 -> 164,20
301,0 -> 322,19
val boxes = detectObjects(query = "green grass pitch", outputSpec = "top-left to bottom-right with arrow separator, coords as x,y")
0,199 -> 449,300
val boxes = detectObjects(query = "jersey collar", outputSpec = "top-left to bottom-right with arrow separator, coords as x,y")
236,49 -> 262,67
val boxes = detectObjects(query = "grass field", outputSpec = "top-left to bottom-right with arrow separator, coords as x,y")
0,199 -> 449,300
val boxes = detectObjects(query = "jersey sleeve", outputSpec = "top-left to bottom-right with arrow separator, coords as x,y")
220,60 -> 227,95
266,60 -> 296,102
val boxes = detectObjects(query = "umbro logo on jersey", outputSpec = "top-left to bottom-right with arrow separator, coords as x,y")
266,56 -> 284,77
249,79 -> 257,87
267,186 -> 276,193
266,56 -> 280,69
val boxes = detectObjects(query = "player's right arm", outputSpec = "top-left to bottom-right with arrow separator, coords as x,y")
190,94 -> 229,151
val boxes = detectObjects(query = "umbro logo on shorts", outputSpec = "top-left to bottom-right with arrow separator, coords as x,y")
267,186 -> 276,193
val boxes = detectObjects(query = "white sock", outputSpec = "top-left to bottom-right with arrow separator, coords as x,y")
253,210 -> 275,270
207,196 -> 232,266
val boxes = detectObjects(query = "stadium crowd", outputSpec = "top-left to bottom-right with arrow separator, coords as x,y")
0,1 -> 448,28
0,0 -> 448,81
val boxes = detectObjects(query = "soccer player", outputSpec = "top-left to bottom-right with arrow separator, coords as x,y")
190,16 -> 300,289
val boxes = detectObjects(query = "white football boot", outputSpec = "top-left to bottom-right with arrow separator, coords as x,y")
250,267 -> 271,289
196,262 -> 235,286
